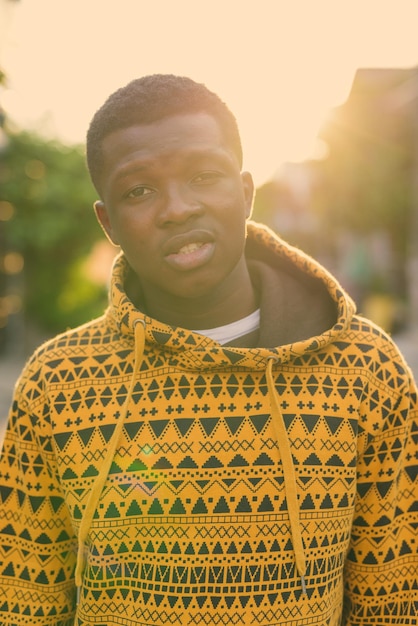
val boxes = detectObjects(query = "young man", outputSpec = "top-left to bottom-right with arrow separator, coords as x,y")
0,74 -> 416,625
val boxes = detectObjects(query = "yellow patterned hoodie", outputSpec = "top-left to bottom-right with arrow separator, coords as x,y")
0,222 -> 417,626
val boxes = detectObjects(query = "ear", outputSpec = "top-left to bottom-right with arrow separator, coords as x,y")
94,201 -> 120,246
241,171 -> 254,219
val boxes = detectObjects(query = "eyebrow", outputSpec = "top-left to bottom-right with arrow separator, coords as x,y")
112,147 -> 233,181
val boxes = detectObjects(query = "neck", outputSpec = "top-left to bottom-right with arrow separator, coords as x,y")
127,265 -> 258,330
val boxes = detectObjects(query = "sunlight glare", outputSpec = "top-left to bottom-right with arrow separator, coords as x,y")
1,0 -> 417,185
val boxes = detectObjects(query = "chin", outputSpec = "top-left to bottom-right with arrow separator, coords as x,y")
170,279 -> 221,301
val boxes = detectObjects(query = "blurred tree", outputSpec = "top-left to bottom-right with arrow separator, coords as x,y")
0,130 -> 109,351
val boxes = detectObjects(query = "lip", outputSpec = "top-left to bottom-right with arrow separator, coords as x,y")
162,230 -> 214,256
163,230 -> 215,271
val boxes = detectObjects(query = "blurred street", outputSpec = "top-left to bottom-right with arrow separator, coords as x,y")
1,328 -> 417,446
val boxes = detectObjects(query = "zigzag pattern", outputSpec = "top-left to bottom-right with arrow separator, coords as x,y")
0,319 -> 416,624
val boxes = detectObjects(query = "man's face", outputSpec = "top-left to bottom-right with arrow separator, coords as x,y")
95,112 -> 254,309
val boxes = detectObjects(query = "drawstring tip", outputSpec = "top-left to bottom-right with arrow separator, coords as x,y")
300,575 -> 307,595
76,585 -> 81,606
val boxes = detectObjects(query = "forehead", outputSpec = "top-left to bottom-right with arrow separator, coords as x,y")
101,112 -> 235,173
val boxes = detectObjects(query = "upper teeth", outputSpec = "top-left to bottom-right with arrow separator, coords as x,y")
178,242 -> 202,254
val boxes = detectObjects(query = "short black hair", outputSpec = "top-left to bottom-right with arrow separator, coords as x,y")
86,74 -> 243,194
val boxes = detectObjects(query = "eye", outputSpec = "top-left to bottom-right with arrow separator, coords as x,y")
192,171 -> 223,185
125,185 -> 155,199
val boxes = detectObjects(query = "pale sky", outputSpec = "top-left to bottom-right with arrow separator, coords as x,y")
1,0 -> 418,184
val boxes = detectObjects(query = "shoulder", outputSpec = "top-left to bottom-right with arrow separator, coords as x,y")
344,314 -> 414,386
36,312 -> 113,356
14,312 -> 116,394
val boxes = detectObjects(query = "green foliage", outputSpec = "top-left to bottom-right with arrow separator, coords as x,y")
0,130 -> 108,333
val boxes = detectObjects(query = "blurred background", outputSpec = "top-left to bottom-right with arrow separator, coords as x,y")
1,0 -> 418,429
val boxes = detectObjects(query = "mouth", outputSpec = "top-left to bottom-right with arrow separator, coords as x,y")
177,242 -> 205,255
163,231 -> 215,271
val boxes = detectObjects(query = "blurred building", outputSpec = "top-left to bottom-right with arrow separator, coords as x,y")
321,66 -> 418,330
254,66 -> 418,333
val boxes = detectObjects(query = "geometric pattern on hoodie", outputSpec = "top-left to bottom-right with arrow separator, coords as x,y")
0,222 -> 417,626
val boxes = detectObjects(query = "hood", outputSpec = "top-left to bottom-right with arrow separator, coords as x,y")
106,220 -> 355,367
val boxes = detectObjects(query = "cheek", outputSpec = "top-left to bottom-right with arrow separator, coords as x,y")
112,210 -> 152,243
119,230 -> 150,256
221,194 -> 250,228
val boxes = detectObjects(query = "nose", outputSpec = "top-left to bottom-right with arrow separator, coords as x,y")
158,182 -> 203,225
